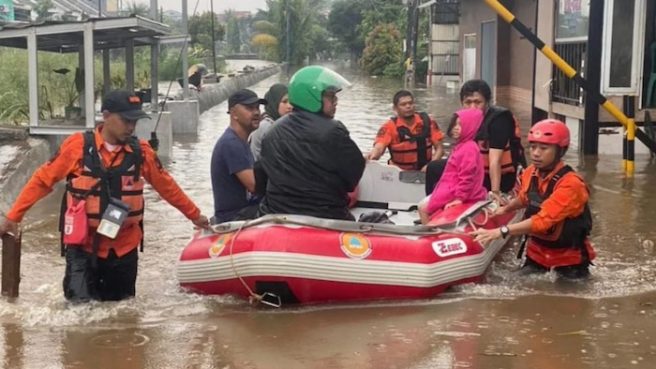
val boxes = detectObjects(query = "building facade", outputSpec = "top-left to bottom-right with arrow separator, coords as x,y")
455,0 -> 656,155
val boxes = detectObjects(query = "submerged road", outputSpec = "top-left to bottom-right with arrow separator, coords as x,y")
1,64 -> 656,368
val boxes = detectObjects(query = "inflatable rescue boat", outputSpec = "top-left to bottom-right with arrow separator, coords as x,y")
177,162 -> 522,305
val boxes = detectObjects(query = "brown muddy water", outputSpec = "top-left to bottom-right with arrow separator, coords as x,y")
1,67 -> 656,369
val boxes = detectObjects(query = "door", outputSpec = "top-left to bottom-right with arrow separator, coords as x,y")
463,33 -> 477,82
481,20 -> 497,92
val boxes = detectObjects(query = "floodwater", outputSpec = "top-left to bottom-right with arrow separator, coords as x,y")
2,64 -> 656,369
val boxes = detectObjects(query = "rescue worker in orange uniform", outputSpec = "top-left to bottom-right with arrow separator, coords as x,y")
0,90 -> 209,302
365,90 -> 444,171
471,119 -> 595,279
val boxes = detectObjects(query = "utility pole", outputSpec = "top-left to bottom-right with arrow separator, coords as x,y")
210,0 -> 218,75
181,0 -> 189,99
405,0 -> 420,87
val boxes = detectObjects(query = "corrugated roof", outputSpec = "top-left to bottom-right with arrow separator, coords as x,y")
13,0 -> 107,17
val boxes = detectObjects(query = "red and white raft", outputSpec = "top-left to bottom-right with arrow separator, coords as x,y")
177,162 -> 522,305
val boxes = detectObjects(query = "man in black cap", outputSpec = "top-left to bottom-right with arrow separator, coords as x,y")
211,89 -> 267,223
0,89 -> 209,302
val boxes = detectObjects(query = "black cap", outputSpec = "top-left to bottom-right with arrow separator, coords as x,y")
101,90 -> 150,121
227,89 -> 267,112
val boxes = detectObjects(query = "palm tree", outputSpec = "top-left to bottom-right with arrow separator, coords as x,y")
124,1 -> 149,17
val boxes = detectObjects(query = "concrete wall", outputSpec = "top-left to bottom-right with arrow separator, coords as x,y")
0,137 -> 51,216
496,0 -> 537,117
165,100 -> 200,135
534,0 -> 556,113
182,65 -> 281,114
134,111 -> 173,159
459,0 -> 497,81
460,0 -> 536,116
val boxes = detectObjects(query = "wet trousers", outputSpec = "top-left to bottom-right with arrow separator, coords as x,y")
63,247 -> 138,302
521,257 -> 590,280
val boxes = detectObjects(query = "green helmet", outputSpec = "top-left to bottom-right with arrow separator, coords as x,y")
288,66 -> 351,113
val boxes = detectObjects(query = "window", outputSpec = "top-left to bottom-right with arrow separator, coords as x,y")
601,0 -> 647,95
556,0 -> 590,42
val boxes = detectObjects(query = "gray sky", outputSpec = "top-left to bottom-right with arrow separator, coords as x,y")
136,0 -> 269,13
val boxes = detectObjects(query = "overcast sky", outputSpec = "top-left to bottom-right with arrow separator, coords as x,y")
136,0 -> 269,13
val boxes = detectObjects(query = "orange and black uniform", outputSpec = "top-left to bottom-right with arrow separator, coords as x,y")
374,112 -> 443,170
6,126 -> 200,301
517,162 -> 595,271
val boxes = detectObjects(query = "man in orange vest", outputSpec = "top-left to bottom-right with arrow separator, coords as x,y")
471,119 -> 595,279
0,90 -> 209,302
366,90 -> 444,171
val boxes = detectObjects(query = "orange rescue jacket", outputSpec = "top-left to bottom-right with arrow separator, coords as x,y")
6,126 -> 201,259
518,163 -> 596,268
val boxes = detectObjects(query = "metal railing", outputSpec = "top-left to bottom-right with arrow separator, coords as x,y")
551,41 -> 586,106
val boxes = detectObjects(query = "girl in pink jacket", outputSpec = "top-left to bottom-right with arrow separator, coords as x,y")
419,108 -> 487,223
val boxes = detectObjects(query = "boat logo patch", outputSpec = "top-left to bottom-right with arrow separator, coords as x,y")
432,238 -> 467,258
340,233 -> 372,259
209,233 -> 233,258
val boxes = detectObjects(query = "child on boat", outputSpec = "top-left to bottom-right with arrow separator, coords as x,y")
419,108 -> 488,223
471,119 -> 595,279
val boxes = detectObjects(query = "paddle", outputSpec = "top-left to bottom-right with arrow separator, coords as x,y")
1,232 -> 21,298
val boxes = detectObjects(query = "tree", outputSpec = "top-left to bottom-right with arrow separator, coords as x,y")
188,11 -> 226,55
328,1 -> 364,62
124,1 -> 149,17
251,33 -> 278,60
34,0 -> 54,21
359,0 -> 407,47
361,24 -> 404,77
253,20 -> 277,36
226,15 -> 241,53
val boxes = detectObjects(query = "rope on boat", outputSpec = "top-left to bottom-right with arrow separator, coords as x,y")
227,219 -> 282,308
211,214 -> 450,236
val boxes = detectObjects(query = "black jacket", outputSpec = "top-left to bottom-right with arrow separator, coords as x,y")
258,110 -> 365,220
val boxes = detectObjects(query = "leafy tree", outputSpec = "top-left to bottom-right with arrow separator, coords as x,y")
188,11 -> 226,55
328,1 -> 364,61
360,0 -> 407,47
251,34 -> 278,60
361,24 -> 404,77
265,0 -> 329,65
226,16 -> 241,53
124,1 -> 149,17
253,20 -> 277,36
33,0 -> 54,21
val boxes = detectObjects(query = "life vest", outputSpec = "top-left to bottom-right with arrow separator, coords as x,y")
58,131 -> 145,252
387,112 -> 433,170
476,106 -> 526,174
524,165 -> 592,255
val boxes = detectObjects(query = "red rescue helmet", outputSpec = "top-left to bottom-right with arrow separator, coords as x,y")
528,119 -> 570,148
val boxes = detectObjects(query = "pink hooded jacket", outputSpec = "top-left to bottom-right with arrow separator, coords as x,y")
426,108 -> 487,214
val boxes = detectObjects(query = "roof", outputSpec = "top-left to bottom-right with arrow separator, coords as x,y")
13,0 -> 107,17
0,15 -> 171,52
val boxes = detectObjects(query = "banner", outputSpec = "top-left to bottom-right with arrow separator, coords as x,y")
0,0 -> 14,22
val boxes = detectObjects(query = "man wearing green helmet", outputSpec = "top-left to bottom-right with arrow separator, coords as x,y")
257,66 -> 365,220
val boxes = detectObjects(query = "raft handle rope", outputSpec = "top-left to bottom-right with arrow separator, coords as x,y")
227,219 -> 282,308
211,214 -> 449,237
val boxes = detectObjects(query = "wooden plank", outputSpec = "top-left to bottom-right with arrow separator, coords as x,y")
1,232 -> 21,298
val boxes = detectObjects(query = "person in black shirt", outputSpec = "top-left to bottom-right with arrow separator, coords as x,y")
425,80 -> 525,201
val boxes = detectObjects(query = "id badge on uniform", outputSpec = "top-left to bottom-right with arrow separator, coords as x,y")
96,198 -> 130,239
